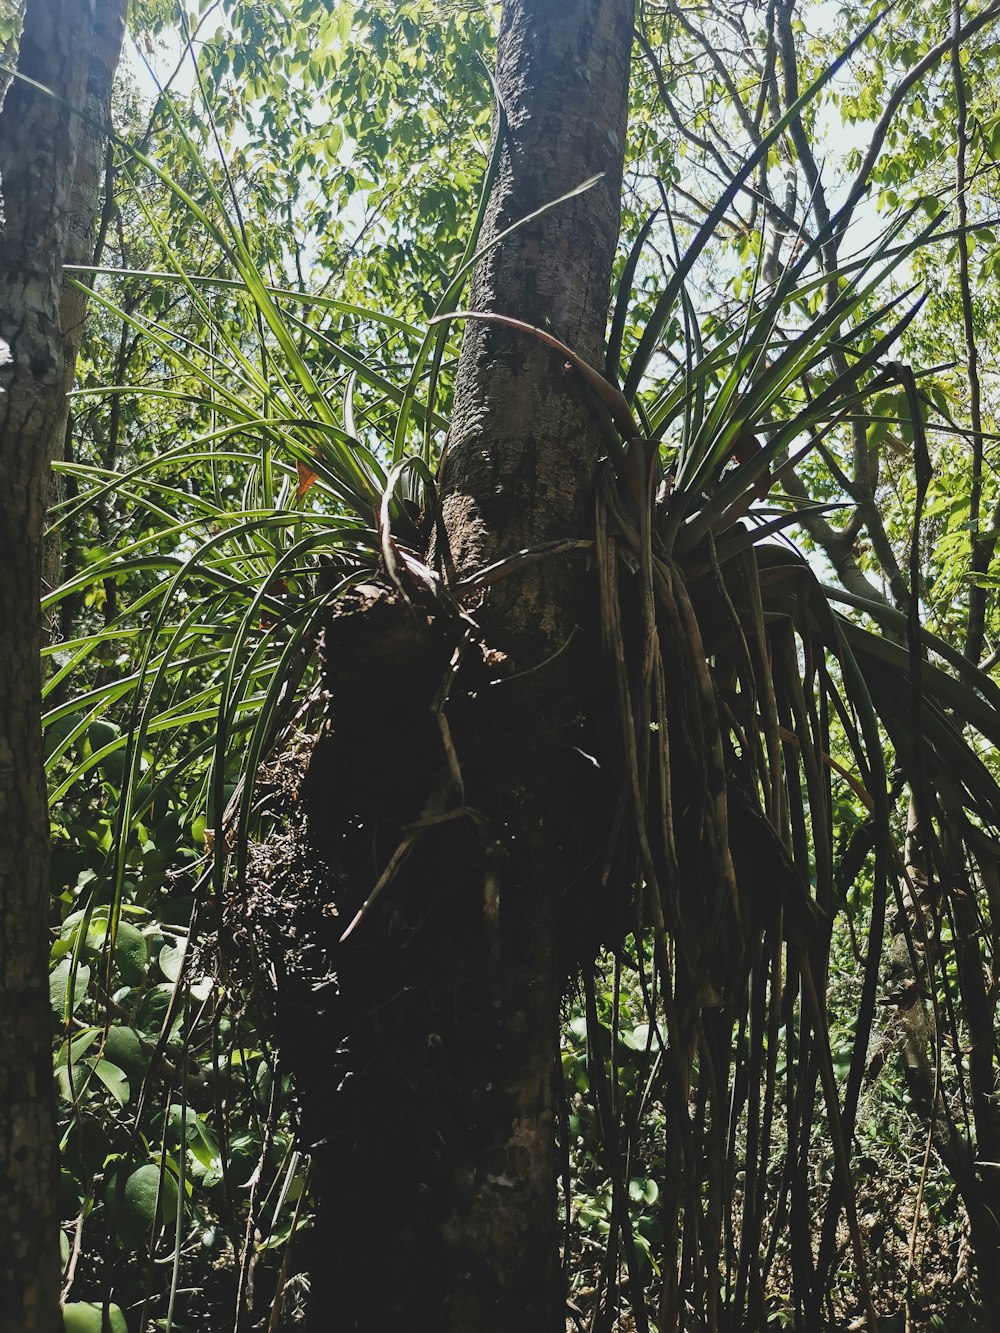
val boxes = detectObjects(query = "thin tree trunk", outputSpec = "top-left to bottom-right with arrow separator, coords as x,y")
41,0 -> 125,641
0,2 -> 123,1327
441,0 -> 632,602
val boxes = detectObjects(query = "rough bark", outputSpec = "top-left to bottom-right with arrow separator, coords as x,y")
433,0 -> 633,1322
441,0 -> 633,640
41,0 -> 124,640
0,1 -> 124,1327
242,2 -> 633,1329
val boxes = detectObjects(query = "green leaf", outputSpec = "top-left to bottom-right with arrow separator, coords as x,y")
55,1028 -> 100,1067
630,1177 -> 659,1205
50,959 -> 91,1016
158,939 -> 186,982
87,719 -> 121,751
63,1303 -> 128,1333
102,1026 -> 149,1089
113,921 -> 148,987
87,1058 -> 130,1106
111,1163 -> 178,1251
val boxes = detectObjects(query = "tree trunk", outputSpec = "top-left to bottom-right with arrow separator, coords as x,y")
243,2 -> 633,1328
42,0 -> 125,643
0,2 -> 124,1327
440,0 -> 633,609
435,0 -> 633,1320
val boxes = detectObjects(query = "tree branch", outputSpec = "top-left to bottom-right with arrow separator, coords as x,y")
840,0 -> 1000,244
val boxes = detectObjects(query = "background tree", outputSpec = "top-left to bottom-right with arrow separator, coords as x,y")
628,3 -> 1000,1308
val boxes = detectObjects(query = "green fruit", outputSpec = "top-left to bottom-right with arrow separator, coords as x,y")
63,1302 -> 127,1333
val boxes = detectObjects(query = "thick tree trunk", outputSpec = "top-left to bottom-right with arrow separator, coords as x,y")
246,2 -> 632,1329
0,2 -> 124,1327
435,0 -> 632,1321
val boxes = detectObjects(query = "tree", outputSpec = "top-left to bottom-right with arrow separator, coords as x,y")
0,1 -> 123,1327
220,0 -> 986,1327
629,2 -> 1000,1315
248,2 -> 634,1327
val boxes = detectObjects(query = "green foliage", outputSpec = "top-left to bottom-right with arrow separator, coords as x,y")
46,0 -> 1000,1326
63,1302 -> 128,1333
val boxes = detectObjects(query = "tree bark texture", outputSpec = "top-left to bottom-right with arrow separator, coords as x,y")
246,2 -> 633,1329
441,0 -> 633,643
433,0 -> 633,1322
42,0 -> 125,640
0,1 -> 123,1327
